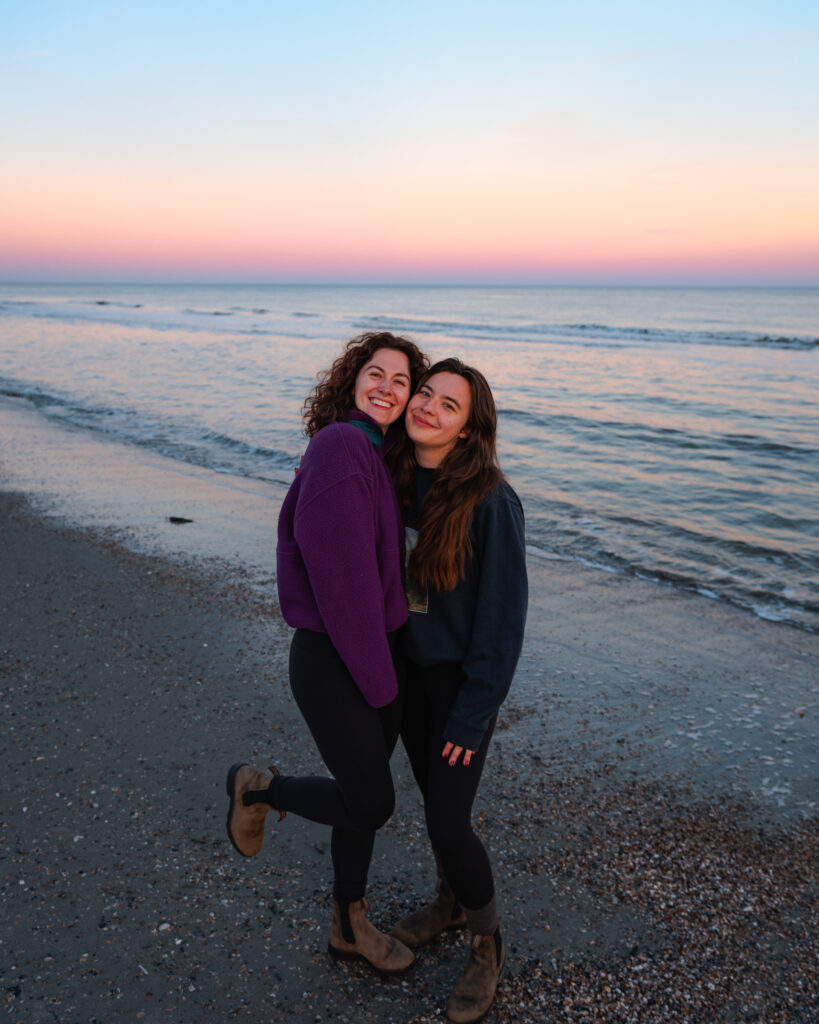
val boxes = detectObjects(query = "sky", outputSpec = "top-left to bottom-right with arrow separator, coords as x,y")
2,1 -> 818,285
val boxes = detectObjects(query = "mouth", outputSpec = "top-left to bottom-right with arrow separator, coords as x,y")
410,414 -> 434,429
370,397 -> 393,411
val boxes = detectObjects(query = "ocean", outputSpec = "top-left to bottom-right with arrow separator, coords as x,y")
1,282 -> 817,630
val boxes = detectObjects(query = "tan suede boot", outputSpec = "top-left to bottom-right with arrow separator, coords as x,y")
328,898 -> 415,975
225,762 -> 285,857
391,878 -> 467,947
446,931 -> 505,1023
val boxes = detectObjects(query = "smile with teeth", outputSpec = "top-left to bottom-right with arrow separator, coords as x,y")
371,397 -> 393,410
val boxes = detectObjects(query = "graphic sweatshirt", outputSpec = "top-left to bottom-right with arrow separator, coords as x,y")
403,467 -> 528,749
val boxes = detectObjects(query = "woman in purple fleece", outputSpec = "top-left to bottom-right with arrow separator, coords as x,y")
225,331 -> 427,974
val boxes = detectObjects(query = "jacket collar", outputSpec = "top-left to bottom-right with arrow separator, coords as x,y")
346,409 -> 404,453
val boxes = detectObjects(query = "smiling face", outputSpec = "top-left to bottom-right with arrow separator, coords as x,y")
405,371 -> 472,468
352,347 -> 412,432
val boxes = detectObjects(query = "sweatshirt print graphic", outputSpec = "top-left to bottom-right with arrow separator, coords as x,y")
404,526 -> 428,614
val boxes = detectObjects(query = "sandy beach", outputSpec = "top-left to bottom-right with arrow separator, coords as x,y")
1,406 -> 817,1023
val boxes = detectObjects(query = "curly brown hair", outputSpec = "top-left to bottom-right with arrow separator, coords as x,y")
303,332 -> 429,437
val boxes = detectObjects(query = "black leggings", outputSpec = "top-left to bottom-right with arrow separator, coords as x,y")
268,628 -> 403,905
400,659 -> 497,914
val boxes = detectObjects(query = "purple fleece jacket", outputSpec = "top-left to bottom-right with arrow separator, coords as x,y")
276,416 -> 408,708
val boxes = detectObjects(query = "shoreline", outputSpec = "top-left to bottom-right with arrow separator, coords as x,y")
0,394 -> 290,586
2,388 -> 816,636
1,398 -> 818,1021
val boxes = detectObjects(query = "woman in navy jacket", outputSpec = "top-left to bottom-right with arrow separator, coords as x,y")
391,358 -> 528,1023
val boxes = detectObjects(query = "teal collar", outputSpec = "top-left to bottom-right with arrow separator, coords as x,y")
348,418 -> 383,446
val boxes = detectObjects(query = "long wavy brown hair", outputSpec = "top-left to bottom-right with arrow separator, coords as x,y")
394,358 -> 503,592
303,332 -> 428,438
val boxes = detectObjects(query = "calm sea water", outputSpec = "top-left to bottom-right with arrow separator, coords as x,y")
1,283 -> 817,629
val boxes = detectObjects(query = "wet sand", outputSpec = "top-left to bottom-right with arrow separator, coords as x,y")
1,437 -> 817,1021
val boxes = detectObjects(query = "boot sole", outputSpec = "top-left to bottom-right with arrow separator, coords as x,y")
225,762 -> 253,858
327,942 -> 416,976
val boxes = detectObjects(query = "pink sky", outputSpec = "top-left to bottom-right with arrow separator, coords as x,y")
3,3 -> 818,284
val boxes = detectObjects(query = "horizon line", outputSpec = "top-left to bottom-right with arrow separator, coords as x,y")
2,278 -> 817,290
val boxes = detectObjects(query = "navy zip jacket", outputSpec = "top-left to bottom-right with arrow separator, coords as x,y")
402,467 -> 528,750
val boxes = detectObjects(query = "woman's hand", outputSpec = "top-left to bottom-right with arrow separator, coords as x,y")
442,741 -> 475,767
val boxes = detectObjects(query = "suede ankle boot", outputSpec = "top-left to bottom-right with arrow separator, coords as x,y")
328,898 -> 415,975
225,762 -> 285,857
446,930 -> 505,1023
391,878 -> 467,947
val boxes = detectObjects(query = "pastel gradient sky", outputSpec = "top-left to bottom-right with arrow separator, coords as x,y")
3,1 -> 818,284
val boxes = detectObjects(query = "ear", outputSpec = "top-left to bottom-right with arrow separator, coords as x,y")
458,428 -> 469,439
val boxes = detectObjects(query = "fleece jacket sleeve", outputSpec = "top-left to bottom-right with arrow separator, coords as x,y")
292,429 -> 399,708
444,491 -> 528,750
